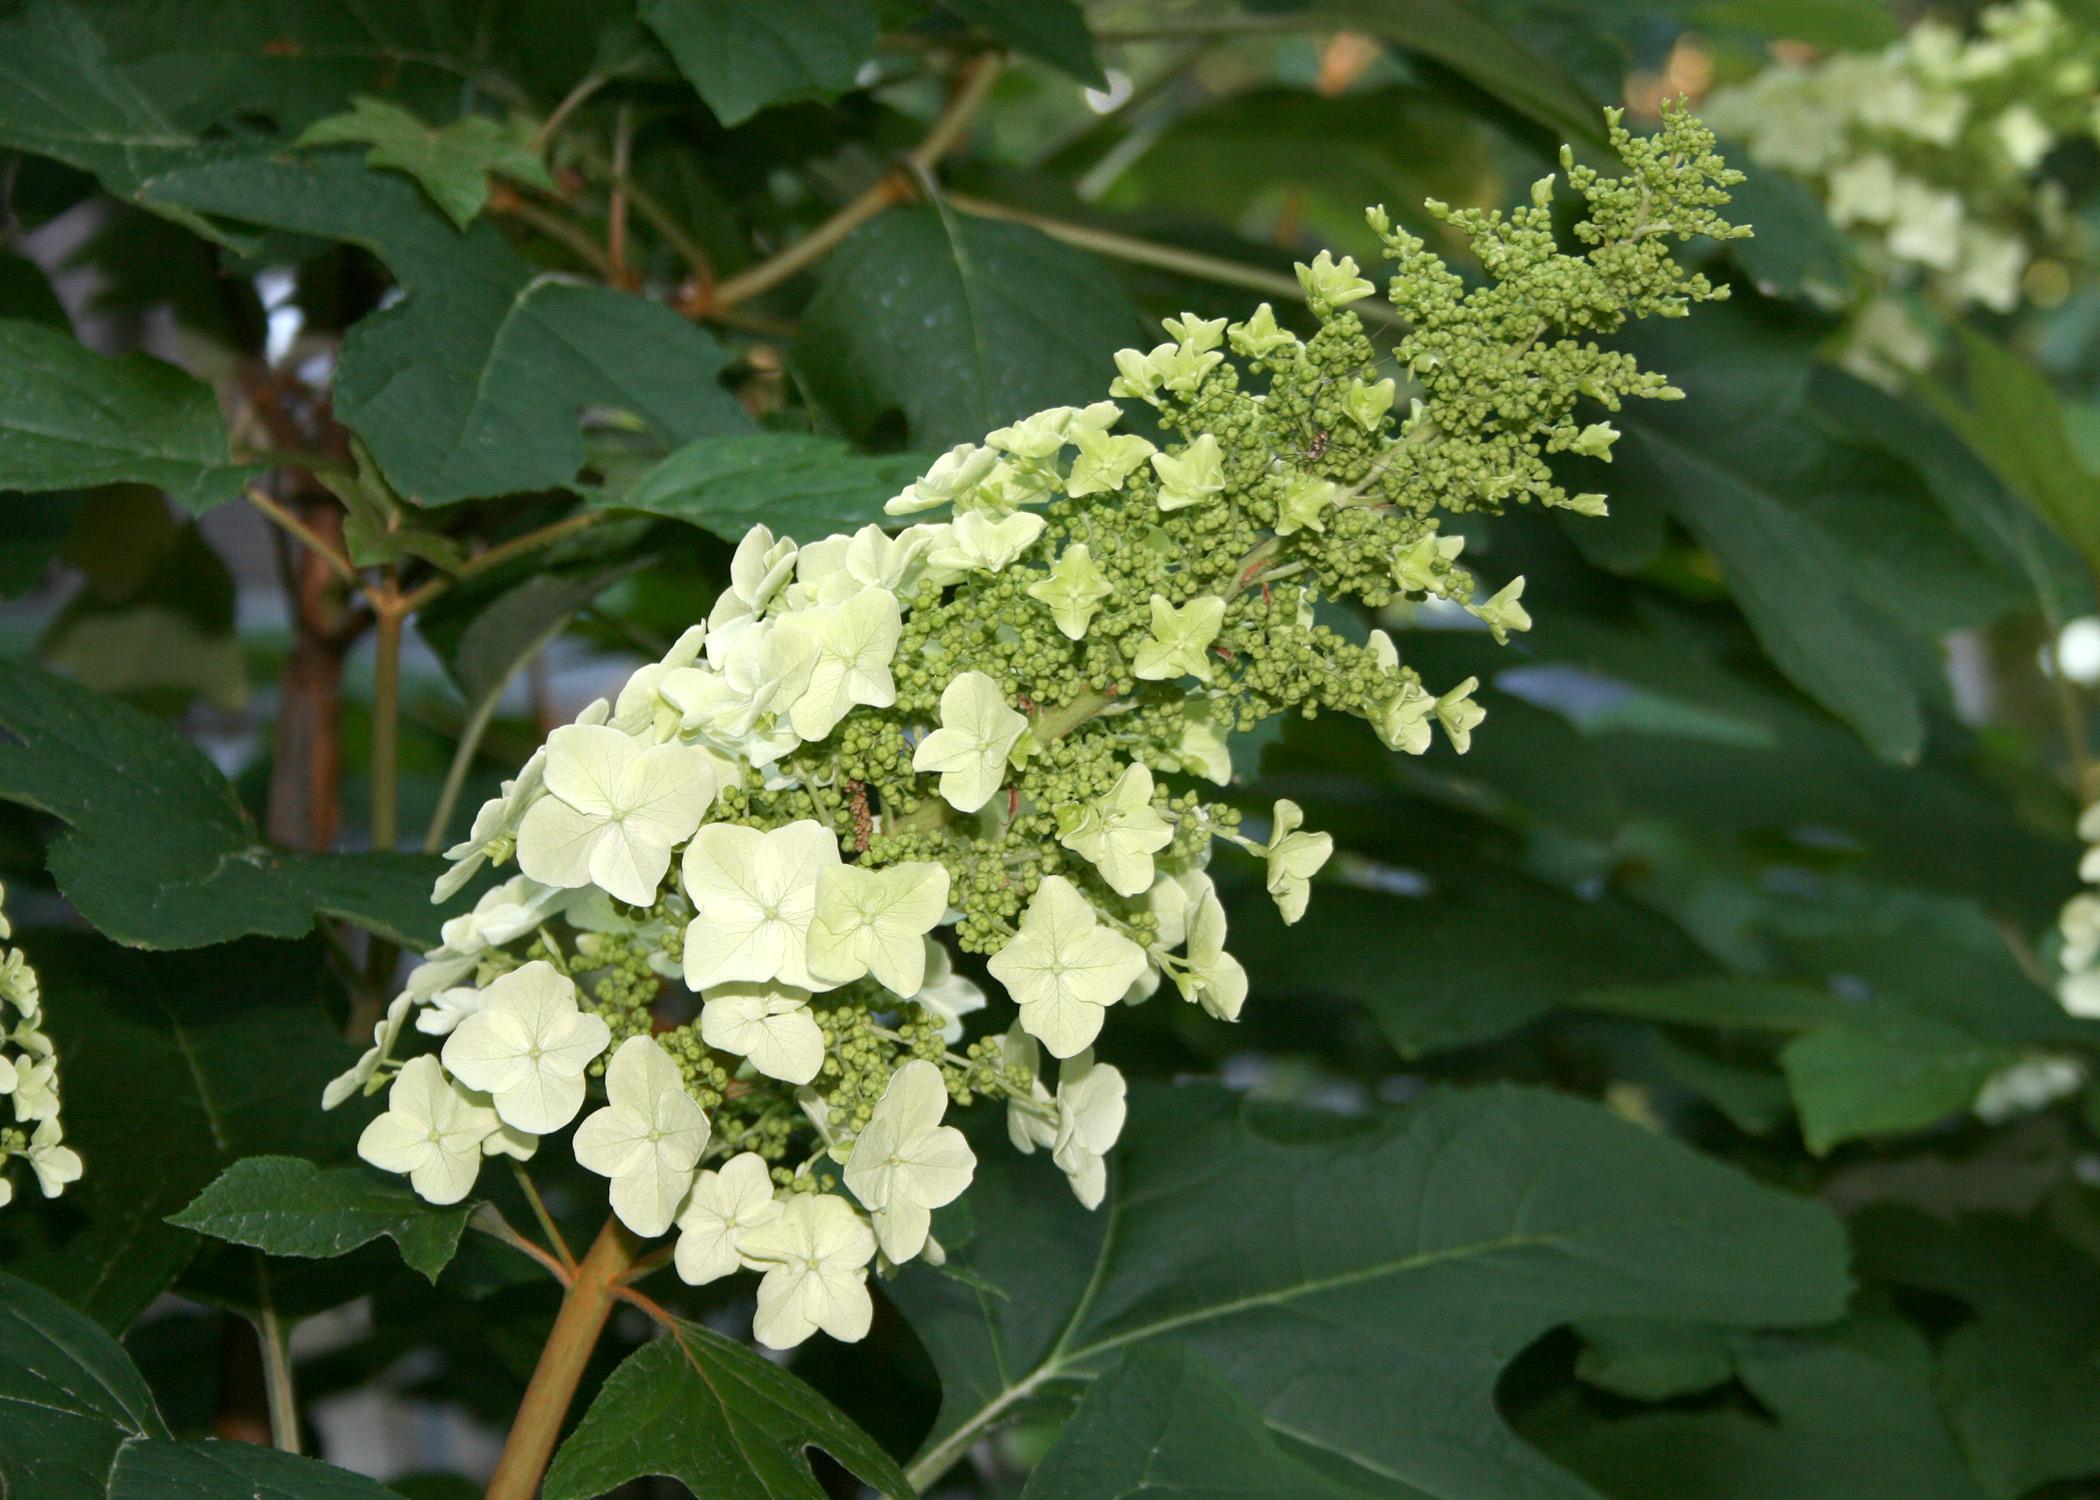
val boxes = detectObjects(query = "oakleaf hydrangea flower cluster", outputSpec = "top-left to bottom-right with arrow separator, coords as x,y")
327,104 -> 1745,1349
0,885 -> 80,1208
1706,0 -> 2099,371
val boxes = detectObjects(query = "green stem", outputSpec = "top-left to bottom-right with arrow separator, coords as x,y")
511,1161 -> 576,1273
253,1258 -> 300,1455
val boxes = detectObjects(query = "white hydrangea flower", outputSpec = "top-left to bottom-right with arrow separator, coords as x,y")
1264,799 -> 1333,925
357,1055 -> 498,1206
1173,876 -> 1247,1022
1392,529 -> 1466,595
842,1060 -> 976,1264
572,1035 -> 710,1238
1000,1026 -> 1057,1152
807,861 -> 951,995
323,992 -> 413,1109
416,986 -> 488,1039
779,586 -> 902,741
610,624 -> 710,739
1276,474 -> 1337,536
3,1055 -> 59,1123
708,525 -> 799,645
1066,425 -> 1154,498
682,821 -> 842,991
886,443 -> 999,515
1150,433 -> 1225,511
1163,696 -> 1233,785
1108,337 -> 1221,406
740,1193 -> 878,1349
1887,177 -> 1963,268
699,983 -> 826,1085
1295,249 -> 1376,312
514,724 -> 717,905
1057,762 -> 1172,898
1026,543 -> 1114,640
1227,302 -> 1297,358
435,754 -> 549,901
23,1118 -> 81,1200
674,1151 -> 784,1284
928,509 -> 1046,575
662,622 -> 817,771
912,670 -> 1028,813
843,523 -> 938,597
1974,1053 -> 2085,1123
1435,677 -> 1486,753
1133,593 -> 1225,683
1469,578 -> 1531,644
987,405 -> 1081,459
1343,377 -> 1396,430
441,961 -> 611,1134
1049,1049 -> 1127,1210
987,876 -> 1147,1058
911,939 -> 986,1043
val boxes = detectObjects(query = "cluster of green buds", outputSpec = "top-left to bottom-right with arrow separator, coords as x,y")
0,884 -> 79,1207
1706,0 -> 2099,372
323,103 -> 1744,1349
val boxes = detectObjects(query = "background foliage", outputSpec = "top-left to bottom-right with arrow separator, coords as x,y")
1,1 -> 2098,1497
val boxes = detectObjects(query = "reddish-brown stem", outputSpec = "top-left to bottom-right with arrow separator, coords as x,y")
485,1217 -> 638,1500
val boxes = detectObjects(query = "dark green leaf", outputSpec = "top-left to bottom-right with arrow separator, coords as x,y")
790,206 -> 1145,450
1856,1207 -> 2100,1498
39,518 -> 244,713
297,98 -> 553,230
0,658 -> 459,949
1781,1012 -> 2022,1154
1647,1033 -> 1795,1136
601,433 -> 929,543
640,0 -> 877,126
1109,87 -> 1492,262
323,439 -> 465,571
170,1157 -> 472,1284
1235,874 -> 1712,1057
1022,1346 -> 1363,1500
1574,1318 -> 1737,1401
1612,306 -> 2024,761
542,1320 -> 916,1500
143,153 -> 750,504
0,251 -> 69,329
939,0 -> 1104,87
0,1269 -> 403,1499
894,1084 -> 1849,1498
109,1442 -> 410,1499
1547,1316 -> 1986,1500
1929,330 -> 2100,577
0,320 -> 252,514
0,1 -> 238,245
1576,978 -> 1854,1032
0,1268 -> 167,1495
0,935 -> 357,1329
1718,162 -> 1854,304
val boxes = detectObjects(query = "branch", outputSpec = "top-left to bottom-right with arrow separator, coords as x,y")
398,511 -> 601,616
943,193 -> 1401,325
697,52 -> 1003,315
245,486 -> 359,591
485,1217 -> 638,1500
